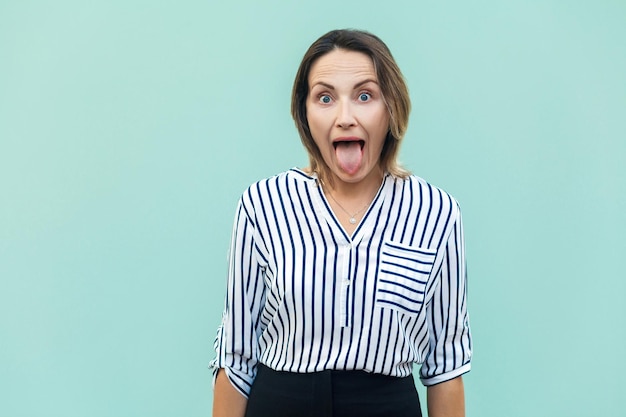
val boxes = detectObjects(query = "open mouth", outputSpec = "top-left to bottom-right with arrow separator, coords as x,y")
333,138 -> 364,175
332,139 -> 365,149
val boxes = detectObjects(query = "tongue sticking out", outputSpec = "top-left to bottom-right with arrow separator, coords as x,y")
335,141 -> 363,175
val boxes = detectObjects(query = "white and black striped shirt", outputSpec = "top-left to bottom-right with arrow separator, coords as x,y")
211,168 -> 472,397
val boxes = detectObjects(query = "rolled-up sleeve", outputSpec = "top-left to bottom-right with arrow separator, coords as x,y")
420,205 -> 472,385
210,197 -> 267,398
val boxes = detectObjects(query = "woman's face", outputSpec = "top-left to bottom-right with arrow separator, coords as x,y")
306,49 -> 390,189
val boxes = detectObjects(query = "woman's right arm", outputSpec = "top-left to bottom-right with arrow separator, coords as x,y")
212,194 -> 267,416
213,369 -> 248,417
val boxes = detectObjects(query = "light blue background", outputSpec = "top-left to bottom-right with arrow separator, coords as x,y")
1,1 -> 625,416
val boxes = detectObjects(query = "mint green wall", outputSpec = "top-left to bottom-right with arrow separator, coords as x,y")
1,1 -> 624,416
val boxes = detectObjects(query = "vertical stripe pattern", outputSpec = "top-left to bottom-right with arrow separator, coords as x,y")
211,169 -> 472,397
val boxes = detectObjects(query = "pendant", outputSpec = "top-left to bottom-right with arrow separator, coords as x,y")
349,217 -> 357,224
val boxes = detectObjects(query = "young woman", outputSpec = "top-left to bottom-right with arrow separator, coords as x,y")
211,29 -> 472,417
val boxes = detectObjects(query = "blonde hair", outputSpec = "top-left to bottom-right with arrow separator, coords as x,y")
291,29 -> 411,186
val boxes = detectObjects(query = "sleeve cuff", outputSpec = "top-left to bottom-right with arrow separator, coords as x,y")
209,359 -> 256,398
420,363 -> 471,386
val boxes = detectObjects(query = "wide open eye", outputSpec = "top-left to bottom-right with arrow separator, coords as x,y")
319,95 -> 332,104
358,93 -> 371,102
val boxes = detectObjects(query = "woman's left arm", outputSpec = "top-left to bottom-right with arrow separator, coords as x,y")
427,376 -> 465,417
420,201 -> 472,412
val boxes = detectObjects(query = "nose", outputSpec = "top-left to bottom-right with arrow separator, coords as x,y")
336,100 -> 357,129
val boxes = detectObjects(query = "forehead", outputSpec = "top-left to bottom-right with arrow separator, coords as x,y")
308,49 -> 377,85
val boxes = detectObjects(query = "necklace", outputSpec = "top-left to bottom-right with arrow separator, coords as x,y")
327,191 -> 371,224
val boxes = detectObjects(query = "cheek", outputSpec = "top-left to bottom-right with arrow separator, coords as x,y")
306,111 -> 330,139
366,110 -> 390,139
363,104 -> 388,125
306,118 -> 323,148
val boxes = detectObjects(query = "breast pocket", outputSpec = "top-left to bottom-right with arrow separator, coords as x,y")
376,241 -> 437,316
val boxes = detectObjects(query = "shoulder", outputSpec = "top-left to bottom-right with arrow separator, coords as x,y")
390,174 -> 463,250
240,168 -> 316,207
393,174 -> 461,215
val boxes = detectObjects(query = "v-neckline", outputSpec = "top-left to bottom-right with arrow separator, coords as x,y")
308,172 -> 391,243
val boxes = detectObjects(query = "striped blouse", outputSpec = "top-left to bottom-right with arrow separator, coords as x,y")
210,168 -> 472,397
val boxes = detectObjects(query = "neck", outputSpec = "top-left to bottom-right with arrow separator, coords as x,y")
327,168 -> 384,200
324,170 -> 384,224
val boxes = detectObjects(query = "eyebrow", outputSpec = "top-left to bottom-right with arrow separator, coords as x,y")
311,79 -> 379,90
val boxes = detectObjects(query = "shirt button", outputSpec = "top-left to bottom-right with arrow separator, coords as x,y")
344,279 -> 351,286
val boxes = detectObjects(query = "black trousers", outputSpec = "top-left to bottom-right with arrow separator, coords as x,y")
244,364 -> 422,417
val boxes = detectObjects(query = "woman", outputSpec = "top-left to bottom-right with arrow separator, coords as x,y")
211,29 -> 472,417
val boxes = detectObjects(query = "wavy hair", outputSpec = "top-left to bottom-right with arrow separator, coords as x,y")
291,29 -> 411,185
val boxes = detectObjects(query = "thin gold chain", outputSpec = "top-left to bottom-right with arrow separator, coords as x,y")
326,191 -> 371,224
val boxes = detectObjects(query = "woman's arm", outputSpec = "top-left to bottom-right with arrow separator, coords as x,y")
427,376 -> 465,417
213,369 -> 248,417
212,195 -> 267,404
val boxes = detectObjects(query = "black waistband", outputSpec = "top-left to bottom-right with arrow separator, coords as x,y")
256,363 -> 411,385
244,364 -> 421,417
